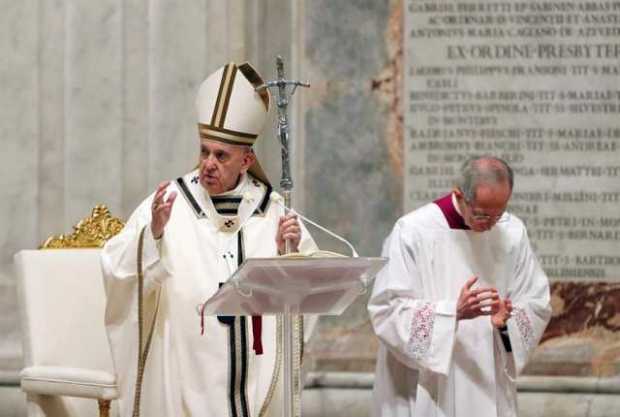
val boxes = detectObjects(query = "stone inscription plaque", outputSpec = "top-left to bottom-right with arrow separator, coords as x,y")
404,1 -> 620,281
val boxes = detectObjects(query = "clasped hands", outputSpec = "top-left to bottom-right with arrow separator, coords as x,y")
456,276 -> 512,329
150,181 -> 301,253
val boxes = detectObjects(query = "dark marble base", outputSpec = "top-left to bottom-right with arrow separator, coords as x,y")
544,282 -> 620,341
528,281 -> 620,376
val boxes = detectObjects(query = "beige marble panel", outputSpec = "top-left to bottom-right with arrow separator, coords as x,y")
38,0 -> 67,239
227,0 -> 246,63
206,1 -> 229,72
64,0 -> 123,223
120,0 -> 149,216
0,0 -> 39,371
148,0 -> 208,187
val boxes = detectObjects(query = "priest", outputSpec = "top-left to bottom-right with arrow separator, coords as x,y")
101,62 -> 317,417
368,156 -> 551,417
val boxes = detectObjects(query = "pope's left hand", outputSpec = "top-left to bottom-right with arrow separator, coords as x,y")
276,213 -> 301,255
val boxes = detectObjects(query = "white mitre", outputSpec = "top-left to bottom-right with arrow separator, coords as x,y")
196,62 -> 272,185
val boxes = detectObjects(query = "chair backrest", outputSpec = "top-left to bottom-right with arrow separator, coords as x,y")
15,249 -> 116,416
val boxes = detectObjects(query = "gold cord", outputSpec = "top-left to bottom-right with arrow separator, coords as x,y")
132,226 -> 160,417
258,316 -> 283,417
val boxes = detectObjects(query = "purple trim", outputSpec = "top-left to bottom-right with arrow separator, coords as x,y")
433,194 -> 470,230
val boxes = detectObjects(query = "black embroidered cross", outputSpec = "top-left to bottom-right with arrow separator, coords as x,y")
224,219 -> 235,228
191,175 -> 199,184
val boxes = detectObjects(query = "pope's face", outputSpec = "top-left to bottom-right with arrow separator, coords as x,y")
198,139 -> 255,195
456,182 -> 511,232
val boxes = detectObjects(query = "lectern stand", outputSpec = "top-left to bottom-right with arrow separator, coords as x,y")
201,256 -> 387,417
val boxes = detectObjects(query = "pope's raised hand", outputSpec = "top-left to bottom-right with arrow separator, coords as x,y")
150,181 -> 177,239
276,213 -> 301,255
456,276 -> 500,320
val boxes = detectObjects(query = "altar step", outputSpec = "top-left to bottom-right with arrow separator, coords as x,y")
2,373 -> 620,417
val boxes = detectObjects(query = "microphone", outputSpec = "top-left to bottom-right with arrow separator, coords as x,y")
269,193 -> 360,258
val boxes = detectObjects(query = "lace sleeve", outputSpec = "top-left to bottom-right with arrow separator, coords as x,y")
408,302 -> 435,359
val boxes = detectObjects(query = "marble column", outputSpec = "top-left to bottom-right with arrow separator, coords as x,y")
302,0 -> 403,371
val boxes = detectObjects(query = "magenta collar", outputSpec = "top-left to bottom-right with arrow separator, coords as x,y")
433,194 -> 470,230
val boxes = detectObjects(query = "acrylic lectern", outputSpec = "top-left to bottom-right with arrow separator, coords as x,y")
200,256 -> 387,417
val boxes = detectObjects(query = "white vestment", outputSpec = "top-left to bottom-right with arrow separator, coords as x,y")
101,171 -> 317,417
368,195 -> 551,417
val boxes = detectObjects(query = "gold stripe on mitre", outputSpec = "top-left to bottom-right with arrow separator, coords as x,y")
211,64 -> 237,128
198,123 -> 257,146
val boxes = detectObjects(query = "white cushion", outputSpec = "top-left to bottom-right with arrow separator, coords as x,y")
21,366 -> 118,400
15,250 -> 115,371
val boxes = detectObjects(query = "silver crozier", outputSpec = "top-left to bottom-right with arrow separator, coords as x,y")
256,56 -> 309,417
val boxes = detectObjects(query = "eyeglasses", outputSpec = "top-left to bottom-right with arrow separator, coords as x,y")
463,199 -> 509,223
470,211 -> 508,223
